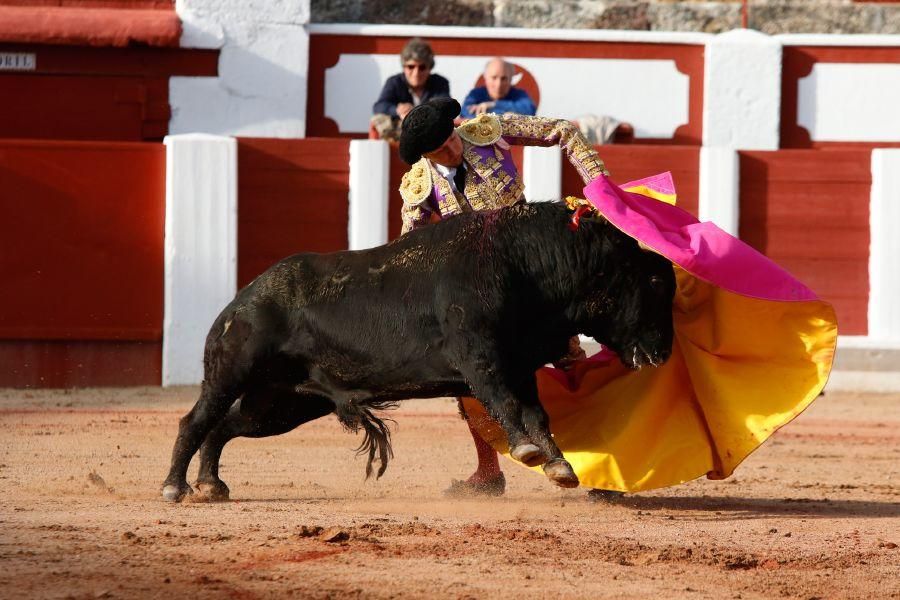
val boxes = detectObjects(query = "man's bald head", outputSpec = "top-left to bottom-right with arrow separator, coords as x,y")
484,57 -> 514,101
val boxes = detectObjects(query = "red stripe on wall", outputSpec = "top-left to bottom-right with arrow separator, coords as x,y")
0,340 -> 161,387
237,137 -> 351,288
739,149 -> 870,334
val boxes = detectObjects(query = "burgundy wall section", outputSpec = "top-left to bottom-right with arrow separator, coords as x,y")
237,138 -> 352,288
0,139 -> 166,387
739,149 -> 871,334
0,43 -> 218,142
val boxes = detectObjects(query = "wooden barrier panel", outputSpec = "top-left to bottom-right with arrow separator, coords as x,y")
739,149 -> 871,334
0,139 -> 165,386
237,138 -> 352,288
562,145 -> 700,216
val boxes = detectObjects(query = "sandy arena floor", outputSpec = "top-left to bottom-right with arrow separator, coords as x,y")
0,386 -> 897,599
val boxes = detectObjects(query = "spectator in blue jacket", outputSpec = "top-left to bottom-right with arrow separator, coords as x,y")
461,58 -> 536,119
371,38 -> 451,141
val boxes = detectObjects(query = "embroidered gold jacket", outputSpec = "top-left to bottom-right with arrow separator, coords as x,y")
399,113 -> 608,234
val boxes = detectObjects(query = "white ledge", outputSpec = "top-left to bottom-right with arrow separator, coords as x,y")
777,34 -> 900,47
309,23 -> 712,45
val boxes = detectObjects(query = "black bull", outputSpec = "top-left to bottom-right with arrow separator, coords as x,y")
162,201 -> 676,502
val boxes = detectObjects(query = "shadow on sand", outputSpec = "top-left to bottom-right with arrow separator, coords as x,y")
608,494 -> 900,520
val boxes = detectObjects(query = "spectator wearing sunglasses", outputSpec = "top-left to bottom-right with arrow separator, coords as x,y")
371,37 -> 451,141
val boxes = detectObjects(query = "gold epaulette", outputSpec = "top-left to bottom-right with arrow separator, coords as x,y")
399,158 -> 433,206
456,113 -> 502,146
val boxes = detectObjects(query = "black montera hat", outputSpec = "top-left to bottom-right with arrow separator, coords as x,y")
398,98 -> 461,164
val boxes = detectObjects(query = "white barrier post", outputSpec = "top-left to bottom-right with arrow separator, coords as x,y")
700,30 -> 781,238
348,140 -> 390,250
523,146 -> 562,202
162,134 -> 238,386
869,149 -> 900,343
703,29 -> 782,150
698,147 -> 740,235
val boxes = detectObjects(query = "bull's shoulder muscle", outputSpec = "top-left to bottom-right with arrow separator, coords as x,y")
456,113 -> 501,146
399,158 -> 433,206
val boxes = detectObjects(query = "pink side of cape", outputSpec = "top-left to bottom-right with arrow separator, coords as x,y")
583,174 -> 818,302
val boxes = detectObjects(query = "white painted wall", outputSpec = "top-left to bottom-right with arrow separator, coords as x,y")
523,146 -> 563,202
162,134 -> 237,386
311,23 -> 711,45
325,54 -> 690,138
698,147 -> 739,236
703,29 -> 782,150
170,0 -> 310,137
798,63 -> 900,143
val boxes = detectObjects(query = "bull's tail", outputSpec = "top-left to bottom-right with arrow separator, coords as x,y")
334,399 -> 398,479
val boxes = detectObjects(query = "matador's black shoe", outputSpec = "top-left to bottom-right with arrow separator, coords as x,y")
443,473 -> 506,498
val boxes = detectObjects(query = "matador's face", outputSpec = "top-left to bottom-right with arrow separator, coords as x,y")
423,131 -> 463,168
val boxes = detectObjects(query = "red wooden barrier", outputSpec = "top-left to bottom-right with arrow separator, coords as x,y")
237,138 -> 351,288
0,139 -> 165,387
739,149 -> 870,334
562,145 -> 701,216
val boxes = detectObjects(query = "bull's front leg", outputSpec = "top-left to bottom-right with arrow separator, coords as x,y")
442,306 -> 578,486
459,359 -> 545,467
515,376 -> 580,488
463,364 -> 578,487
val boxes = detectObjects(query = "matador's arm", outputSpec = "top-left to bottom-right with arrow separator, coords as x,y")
499,114 -> 609,184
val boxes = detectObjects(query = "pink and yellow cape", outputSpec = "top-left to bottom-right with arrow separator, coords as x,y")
464,173 -> 838,492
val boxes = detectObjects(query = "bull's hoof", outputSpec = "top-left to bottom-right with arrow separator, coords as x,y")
161,483 -> 194,503
510,443 -> 546,467
543,458 -> 580,488
195,480 -> 230,502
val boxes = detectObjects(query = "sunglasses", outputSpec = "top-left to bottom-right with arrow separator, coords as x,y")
404,63 -> 431,72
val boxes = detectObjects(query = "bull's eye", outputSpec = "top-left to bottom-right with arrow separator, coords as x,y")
649,275 -> 666,291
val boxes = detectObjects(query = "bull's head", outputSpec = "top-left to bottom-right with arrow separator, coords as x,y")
577,229 -> 676,370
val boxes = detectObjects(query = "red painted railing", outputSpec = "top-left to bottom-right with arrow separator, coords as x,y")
0,139 -> 166,386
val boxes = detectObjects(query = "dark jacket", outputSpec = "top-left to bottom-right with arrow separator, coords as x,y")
372,73 -> 451,117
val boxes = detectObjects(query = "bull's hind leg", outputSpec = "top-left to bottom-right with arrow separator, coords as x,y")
195,390 -> 334,501
162,377 -> 243,502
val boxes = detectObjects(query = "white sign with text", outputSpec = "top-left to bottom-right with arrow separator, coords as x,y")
0,53 -> 36,71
